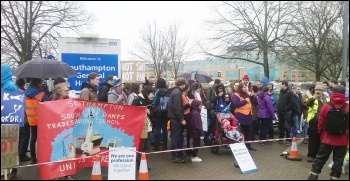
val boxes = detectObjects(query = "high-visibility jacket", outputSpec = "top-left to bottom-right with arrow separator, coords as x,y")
233,93 -> 252,115
306,97 -> 330,122
25,92 -> 45,126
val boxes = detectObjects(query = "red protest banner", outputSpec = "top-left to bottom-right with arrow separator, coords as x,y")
37,99 -> 146,180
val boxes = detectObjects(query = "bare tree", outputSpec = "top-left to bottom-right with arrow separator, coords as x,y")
1,1 -> 93,66
166,21 -> 191,79
129,20 -> 169,79
276,1 -> 343,81
202,1 -> 296,79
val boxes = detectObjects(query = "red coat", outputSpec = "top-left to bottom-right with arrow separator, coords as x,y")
318,93 -> 349,146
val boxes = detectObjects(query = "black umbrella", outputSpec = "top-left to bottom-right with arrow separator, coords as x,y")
14,59 -> 77,78
180,70 -> 213,83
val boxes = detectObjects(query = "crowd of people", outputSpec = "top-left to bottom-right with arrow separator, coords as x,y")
1,63 -> 349,180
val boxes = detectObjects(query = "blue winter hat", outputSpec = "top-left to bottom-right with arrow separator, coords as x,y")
113,76 -> 122,86
260,77 -> 269,86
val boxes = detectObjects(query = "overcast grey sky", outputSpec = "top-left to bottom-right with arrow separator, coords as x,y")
81,1 -> 215,61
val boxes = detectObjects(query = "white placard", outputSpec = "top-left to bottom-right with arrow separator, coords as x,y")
229,143 -> 257,174
200,108 -> 208,131
108,147 -> 136,180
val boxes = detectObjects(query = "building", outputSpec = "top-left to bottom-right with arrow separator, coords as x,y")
145,58 -> 314,82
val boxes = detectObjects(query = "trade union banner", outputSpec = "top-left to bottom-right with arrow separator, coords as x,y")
37,99 -> 146,180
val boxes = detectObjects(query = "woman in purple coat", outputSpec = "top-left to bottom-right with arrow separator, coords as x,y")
189,99 -> 204,162
257,86 -> 276,144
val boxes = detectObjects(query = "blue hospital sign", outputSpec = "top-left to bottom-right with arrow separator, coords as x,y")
61,53 -> 118,91
59,37 -> 121,92
1,91 -> 25,126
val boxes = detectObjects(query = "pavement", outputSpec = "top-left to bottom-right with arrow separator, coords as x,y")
2,138 -> 349,180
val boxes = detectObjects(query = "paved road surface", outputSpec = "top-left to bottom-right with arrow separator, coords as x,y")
3,140 -> 349,180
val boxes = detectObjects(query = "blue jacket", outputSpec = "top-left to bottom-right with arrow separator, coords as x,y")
1,64 -> 18,92
268,92 -> 277,112
25,86 -> 49,101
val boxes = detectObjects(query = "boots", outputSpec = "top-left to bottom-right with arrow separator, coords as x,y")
153,143 -> 159,151
162,138 -> 168,150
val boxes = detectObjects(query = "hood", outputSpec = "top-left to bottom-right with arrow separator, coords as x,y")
81,82 -> 89,90
157,88 -> 168,96
168,87 -> 182,94
25,86 -> 42,98
260,77 -> 269,86
258,91 -> 267,99
81,83 -> 97,92
138,93 -> 145,99
330,93 -> 347,104
215,83 -> 225,93
1,64 -> 13,87
99,81 -> 113,88
191,99 -> 202,111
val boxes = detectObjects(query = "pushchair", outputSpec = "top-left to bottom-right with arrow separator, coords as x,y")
208,107 -> 244,154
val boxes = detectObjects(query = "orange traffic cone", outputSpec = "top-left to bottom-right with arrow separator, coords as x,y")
91,154 -> 102,180
286,137 -> 302,161
138,153 -> 149,180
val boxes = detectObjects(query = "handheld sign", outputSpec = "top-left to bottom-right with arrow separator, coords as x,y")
230,143 -> 257,174
108,147 -> 136,180
1,91 -> 25,127
200,107 -> 208,131
1,124 -> 19,169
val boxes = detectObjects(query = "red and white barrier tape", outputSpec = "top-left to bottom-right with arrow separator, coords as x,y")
12,137 -> 302,168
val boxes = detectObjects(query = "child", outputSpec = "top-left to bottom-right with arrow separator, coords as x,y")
189,99 -> 204,162
221,119 -> 243,141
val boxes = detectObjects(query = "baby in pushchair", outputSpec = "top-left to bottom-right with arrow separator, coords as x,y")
221,119 -> 243,141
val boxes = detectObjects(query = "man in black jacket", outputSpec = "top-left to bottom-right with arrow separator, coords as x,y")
277,80 -> 294,145
97,75 -> 113,102
167,78 -> 187,163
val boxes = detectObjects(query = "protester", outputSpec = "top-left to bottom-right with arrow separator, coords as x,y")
250,85 -> 259,141
305,84 -> 329,162
338,81 -> 349,101
257,86 -> 276,144
127,83 -> 143,105
206,79 -> 221,102
14,78 -> 31,162
25,78 -> 49,164
48,77 -> 66,100
307,85 -> 349,180
108,76 -> 127,104
168,78 -> 187,163
132,86 -> 154,168
189,99 -> 204,162
152,78 -> 170,151
267,82 -> 277,140
232,82 -> 256,151
181,83 -> 192,155
276,80 -> 294,145
50,82 -> 73,180
302,84 -> 316,144
80,72 -> 99,101
1,64 -> 20,179
97,75 -> 114,102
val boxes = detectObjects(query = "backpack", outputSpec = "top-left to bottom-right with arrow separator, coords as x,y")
324,102 -> 349,135
153,89 -> 170,112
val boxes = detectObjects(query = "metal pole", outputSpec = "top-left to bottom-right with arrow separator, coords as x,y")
341,1 -> 349,81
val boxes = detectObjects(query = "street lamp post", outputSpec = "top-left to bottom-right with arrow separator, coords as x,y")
238,67 -> 245,81
48,22 -> 61,92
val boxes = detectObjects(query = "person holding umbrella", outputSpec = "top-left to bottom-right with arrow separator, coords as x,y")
25,78 -> 49,164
